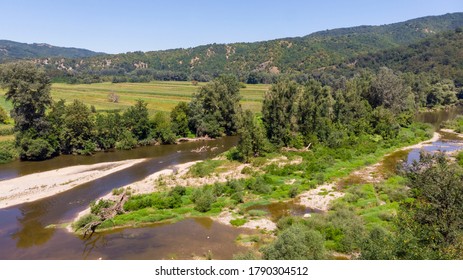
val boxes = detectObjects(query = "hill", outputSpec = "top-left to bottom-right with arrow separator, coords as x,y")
3,12 -> 462,83
352,29 -> 463,86
0,40 -> 104,62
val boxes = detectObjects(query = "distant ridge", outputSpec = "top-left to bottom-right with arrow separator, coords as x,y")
0,40 -> 105,61
1,12 -> 462,82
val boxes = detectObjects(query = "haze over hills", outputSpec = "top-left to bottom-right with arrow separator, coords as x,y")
0,40 -> 105,62
1,12 -> 462,83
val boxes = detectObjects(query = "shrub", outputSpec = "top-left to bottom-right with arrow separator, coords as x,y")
115,130 -> 137,150
0,140 -> 18,163
288,186 -> 299,198
169,186 -> 187,196
230,191 -> 244,203
193,188 -> 216,212
248,176 -> 273,194
73,214 -> 100,230
0,107 -> 8,124
90,199 -> 115,215
247,209 -> 267,217
189,160 -> 222,177
230,218 -> 248,227
19,137 -> 55,160
261,224 -> 326,260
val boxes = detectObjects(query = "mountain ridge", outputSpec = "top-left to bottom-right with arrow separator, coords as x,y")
0,39 -> 105,62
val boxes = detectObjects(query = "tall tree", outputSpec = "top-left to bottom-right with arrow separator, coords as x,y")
189,75 -> 242,137
261,79 -> 300,147
61,100 -> 95,154
170,101 -> 190,137
123,99 -> 150,140
0,62 -> 52,133
298,80 -> 334,143
236,110 -> 268,162
369,67 -> 414,114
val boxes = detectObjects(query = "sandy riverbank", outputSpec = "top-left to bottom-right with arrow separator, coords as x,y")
72,160 -> 201,223
0,158 -> 146,209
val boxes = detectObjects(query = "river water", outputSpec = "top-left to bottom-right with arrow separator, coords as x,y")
0,137 -> 255,259
1,107 -> 463,259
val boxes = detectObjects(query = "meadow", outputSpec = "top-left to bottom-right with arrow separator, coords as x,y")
38,81 -> 270,115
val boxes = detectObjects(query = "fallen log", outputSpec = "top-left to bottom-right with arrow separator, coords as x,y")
82,191 -> 128,238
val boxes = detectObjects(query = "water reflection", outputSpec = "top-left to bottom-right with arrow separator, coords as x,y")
247,201 -> 317,221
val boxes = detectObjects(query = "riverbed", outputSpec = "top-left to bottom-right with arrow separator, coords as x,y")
1,107 -> 463,259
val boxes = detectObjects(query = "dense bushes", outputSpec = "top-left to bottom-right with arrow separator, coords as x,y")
262,224 -> 326,260
0,140 -> 18,163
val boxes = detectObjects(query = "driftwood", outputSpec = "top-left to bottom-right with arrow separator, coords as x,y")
191,145 -> 208,153
281,143 -> 311,152
83,191 -> 128,238
176,136 -> 213,143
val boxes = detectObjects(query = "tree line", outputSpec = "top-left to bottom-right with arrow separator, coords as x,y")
0,61 -> 460,161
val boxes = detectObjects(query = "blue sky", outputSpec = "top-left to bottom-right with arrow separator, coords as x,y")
0,0 -> 461,54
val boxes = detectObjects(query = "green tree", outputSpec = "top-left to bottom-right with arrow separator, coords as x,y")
426,80 -> 457,107
298,80 -> 334,143
369,67 -> 414,114
152,112 -> 176,144
170,101 -> 190,137
0,62 -> 57,160
394,152 -> 463,259
333,76 -> 373,136
0,62 -> 52,132
236,110 -> 268,162
370,106 -> 400,139
94,112 -> 124,150
189,75 -> 242,137
262,79 -> 300,147
61,100 -> 95,154
123,99 -> 150,140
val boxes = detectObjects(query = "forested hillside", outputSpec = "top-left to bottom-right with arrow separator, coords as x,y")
0,40 -> 104,62
348,29 -> 463,86
26,12 -> 463,83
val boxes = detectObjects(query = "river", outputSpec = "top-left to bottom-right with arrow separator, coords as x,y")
1,107 -> 463,259
0,137 -> 255,259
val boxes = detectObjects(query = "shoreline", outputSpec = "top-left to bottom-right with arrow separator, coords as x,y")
71,160 -> 202,225
71,131 -> 444,232
0,158 -> 146,209
296,131 -> 441,211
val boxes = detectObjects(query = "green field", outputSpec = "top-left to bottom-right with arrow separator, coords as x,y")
0,81 -> 269,115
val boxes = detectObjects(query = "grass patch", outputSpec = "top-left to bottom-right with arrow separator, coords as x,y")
189,160 -> 224,178
230,218 -> 248,227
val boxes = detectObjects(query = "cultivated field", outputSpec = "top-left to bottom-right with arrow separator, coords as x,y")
35,81 -> 270,115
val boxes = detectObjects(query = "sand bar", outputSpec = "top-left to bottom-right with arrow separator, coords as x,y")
0,158 -> 146,209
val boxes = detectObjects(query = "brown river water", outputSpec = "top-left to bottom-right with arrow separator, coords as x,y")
1,107 -> 463,259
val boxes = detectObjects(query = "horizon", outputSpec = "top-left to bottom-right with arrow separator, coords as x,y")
0,0 -> 462,54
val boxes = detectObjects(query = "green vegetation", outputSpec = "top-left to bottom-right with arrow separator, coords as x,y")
0,66 -> 260,161
443,115 -> 463,133
188,160 -> 224,178
0,139 -> 18,163
0,39 -> 103,62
